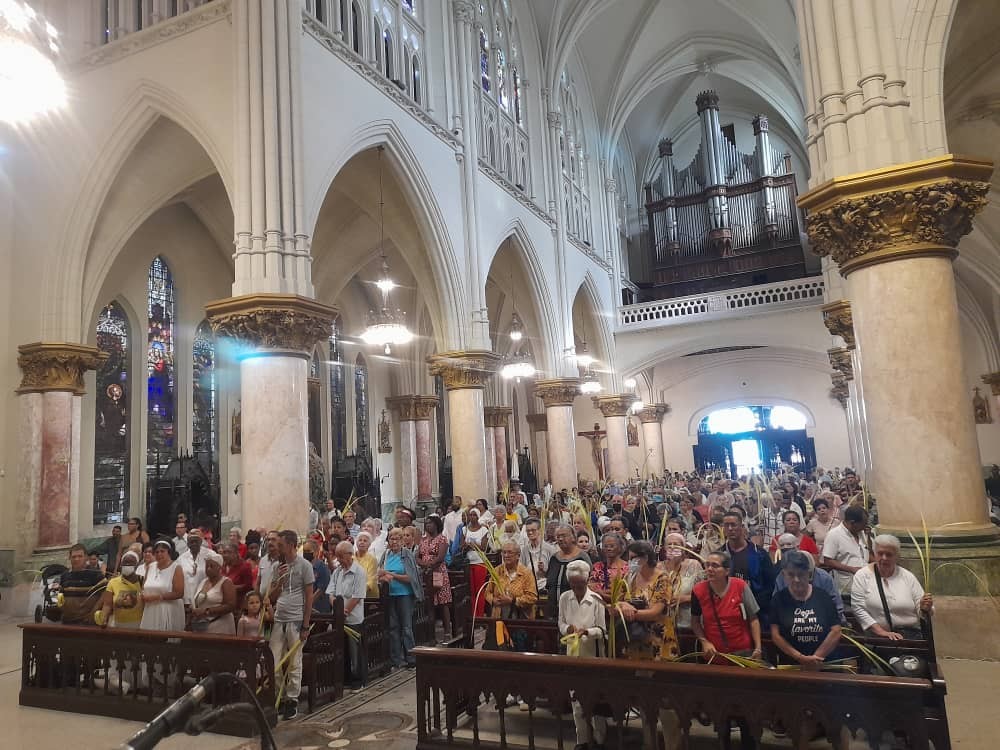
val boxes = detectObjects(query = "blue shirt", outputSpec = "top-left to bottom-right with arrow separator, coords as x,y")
384,552 -> 412,597
311,558 -> 332,613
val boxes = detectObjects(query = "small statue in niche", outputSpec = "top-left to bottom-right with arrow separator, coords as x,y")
378,409 -> 392,454
973,387 -> 993,424
308,442 -> 327,509
627,416 -> 639,446
231,403 -> 242,454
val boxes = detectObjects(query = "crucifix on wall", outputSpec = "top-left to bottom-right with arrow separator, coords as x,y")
577,422 -> 607,481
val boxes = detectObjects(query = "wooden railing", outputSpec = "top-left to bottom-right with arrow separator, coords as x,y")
415,644 -> 950,750
19,623 -> 277,736
303,598 -> 345,713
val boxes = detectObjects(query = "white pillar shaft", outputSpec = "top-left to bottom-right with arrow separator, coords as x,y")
532,430 -> 549,486
604,415 -> 629,483
494,426 -> 508,492
398,419 -> 418,503
448,387 -> 488,504
484,425 -> 497,501
641,420 -> 665,478
545,405 -> 577,492
240,355 -> 309,531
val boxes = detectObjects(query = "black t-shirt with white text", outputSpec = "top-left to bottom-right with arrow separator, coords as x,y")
769,587 -> 838,658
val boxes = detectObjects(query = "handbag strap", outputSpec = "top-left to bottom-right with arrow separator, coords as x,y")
873,564 -> 894,633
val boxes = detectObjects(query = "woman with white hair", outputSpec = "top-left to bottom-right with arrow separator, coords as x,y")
362,518 -> 386,561
354,530 -> 379,596
190,549 -> 237,634
851,534 -> 933,640
558,558 -> 608,750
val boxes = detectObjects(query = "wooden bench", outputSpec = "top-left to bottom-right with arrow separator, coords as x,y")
302,598 -> 345,713
414,646 -> 951,750
19,623 -> 277,737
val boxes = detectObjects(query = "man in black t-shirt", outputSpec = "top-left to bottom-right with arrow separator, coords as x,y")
59,544 -> 106,626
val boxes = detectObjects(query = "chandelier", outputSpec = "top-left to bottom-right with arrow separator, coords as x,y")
0,0 -> 65,125
361,146 -> 413,355
501,347 -> 535,381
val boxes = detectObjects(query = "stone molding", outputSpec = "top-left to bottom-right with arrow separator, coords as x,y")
525,413 -> 548,432
983,372 -> 1000,397
828,347 -> 854,381
427,350 -> 500,390
484,406 -> 513,429
636,403 -> 670,424
592,394 -> 638,418
534,378 -> 580,408
821,300 -> 856,350
205,294 -> 337,356
830,372 -> 849,409
386,395 -> 439,422
16,342 -> 108,395
798,155 -> 993,276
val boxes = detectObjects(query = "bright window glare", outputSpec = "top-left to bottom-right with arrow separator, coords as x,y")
770,405 -> 807,430
706,407 -> 756,434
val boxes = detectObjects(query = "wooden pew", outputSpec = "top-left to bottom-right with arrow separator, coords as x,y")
413,646 -> 951,750
302,598 -> 345,713
18,623 -> 277,736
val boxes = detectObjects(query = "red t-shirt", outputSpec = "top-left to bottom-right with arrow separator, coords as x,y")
768,534 -> 819,556
224,560 -> 254,606
691,577 -> 754,653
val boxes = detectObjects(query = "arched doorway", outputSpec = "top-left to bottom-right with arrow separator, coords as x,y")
693,404 -> 814,477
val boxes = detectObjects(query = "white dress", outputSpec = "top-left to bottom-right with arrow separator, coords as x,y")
140,561 -> 186,632
192,577 -> 236,634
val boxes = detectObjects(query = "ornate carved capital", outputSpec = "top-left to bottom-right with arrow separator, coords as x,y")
830,372 -> 849,408
828,347 -> 854,381
636,403 -> 670,424
16,342 -> 108,395
205,294 -> 337,356
526,413 -> 548,432
798,155 -> 994,275
484,406 -> 513,429
821,300 -> 856,349
452,0 -> 475,24
592,394 -> 637,418
752,114 -> 769,135
534,378 -> 580,408
427,350 -> 500,390
386,395 -> 440,422
983,372 -> 1000,397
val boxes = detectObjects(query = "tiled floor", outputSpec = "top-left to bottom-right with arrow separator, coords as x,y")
1,616 -> 995,749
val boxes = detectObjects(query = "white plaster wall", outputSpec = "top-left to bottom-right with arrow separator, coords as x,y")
0,167 -> 14,550
960,316 -> 1000,465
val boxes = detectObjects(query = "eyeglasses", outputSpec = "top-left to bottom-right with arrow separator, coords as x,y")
704,562 -> 725,569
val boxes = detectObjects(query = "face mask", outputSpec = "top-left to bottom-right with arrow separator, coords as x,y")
121,565 -> 136,576
628,558 -> 640,574
303,552 -> 315,562
666,547 -> 683,559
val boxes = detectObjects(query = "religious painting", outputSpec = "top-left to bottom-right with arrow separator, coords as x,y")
378,409 -> 392,454
974,387 -> 993,424
147,256 -> 176,484
627,416 -> 639,446
231,403 -> 242,454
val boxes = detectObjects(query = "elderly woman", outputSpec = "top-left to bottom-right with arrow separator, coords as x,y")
588,532 -> 628,600
354,531 -> 380,596
770,550 -> 842,667
379,527 -> 425,669
557,559 -> 608,750
484,540 -> 538,619
139,539 -> 186,632
417,515 -> 452,640
851,534 -> 933,640
805,496 -> 840,548
191,550 -> 237,634
691,550 -> 763,663
227,527 -> 247,558
660,532 -> 704,628
545,524 -> 592,619
97,550 -> 144,629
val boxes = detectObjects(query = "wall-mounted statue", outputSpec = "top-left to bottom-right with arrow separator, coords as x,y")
378,409 -> 392,454
973,387 -> 993,424
627,416 -> 639,446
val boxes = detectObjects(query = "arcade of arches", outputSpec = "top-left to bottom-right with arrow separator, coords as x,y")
2,0 -> 1000,746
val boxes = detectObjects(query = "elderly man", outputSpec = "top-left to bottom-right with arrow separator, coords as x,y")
220,542 -> 254,611
326,541 -> 369,689
267,530 -> 314,720
257,531 -> 282,593
519,518 -> 555,592
177,530 -> 208,607
443,496 -> 464,542
772,533 -> 845,624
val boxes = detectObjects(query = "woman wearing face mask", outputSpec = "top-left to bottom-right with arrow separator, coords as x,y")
97,550 -> 144,629
660,532 -> 704,629
588,533 -> 628,601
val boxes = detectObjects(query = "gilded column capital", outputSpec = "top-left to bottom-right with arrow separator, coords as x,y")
828,347 -> 854,381
982,372 -> 1000,397
830,372 -> 849,409
16,342 -> 108,395
526,413 -> 548,432
205,294 -> 337,356
386,395 -> 440,422
484,406 -> 513,429
821,300 -> 855,349
798,155 -> 993,276
534,378 -> 580,408
636,403 -> 670,424
592,394 -> 637,418
427,350 -> 500,390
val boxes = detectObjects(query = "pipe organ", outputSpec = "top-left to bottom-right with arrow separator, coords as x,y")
643,91 -> 808,300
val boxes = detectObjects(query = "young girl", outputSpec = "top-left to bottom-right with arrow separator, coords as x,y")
237,590 -> 271,637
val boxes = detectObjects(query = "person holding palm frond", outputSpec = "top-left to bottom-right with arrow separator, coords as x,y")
851,534 -> 932,640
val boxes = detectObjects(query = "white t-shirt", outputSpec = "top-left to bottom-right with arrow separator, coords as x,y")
822,524 -> 871,593
464,526 -> 491,564
851,563 -> 925,632
177,548 -> 207,605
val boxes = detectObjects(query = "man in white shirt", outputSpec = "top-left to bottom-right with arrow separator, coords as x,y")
821,505 -> 872,594
171,519 -> 189,556
362,518 -> 386,561
508,483 -> 529,521
443,496 -> 464,543
176,530 -> 207,606
519,518 -> 554,591
257,531 -> 281,594
326,541 -> 369,688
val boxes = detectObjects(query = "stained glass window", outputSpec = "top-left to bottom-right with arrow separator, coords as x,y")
496,48 -> 508,109
479,27 -> 490,92
192,320 -> 217,478
94,301 -> 131,525
147,256 -> 176,489
401,0 -> 414,15
355,353 -> 370,456
329,317 -> 347,461
412,55 -> 421,103
384,29 -> 394,79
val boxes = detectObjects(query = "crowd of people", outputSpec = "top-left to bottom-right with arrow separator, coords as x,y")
55,466 -> 936,741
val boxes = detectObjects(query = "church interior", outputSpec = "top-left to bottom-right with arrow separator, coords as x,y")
1,0 -> 1000,748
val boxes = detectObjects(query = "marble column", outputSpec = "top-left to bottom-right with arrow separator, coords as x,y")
16,342 -> 106,553
484,423 -> 497,500
207,294 -> 336,532
983,374 -> 1000,416
636,404 -> 669,479
415,415 -> 434,500
386,395 -> 441,504
593,394 -> 637,483
534,379 -> 580,492
800,155 -> 996,541
526,413 -> 549,486
485,406 -> 512,493
823,303 -> 871,475
428,351 -> 500,505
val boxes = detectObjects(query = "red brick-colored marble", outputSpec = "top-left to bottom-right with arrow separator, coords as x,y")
38,391 -> 73,548
415,419 -> 432,501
